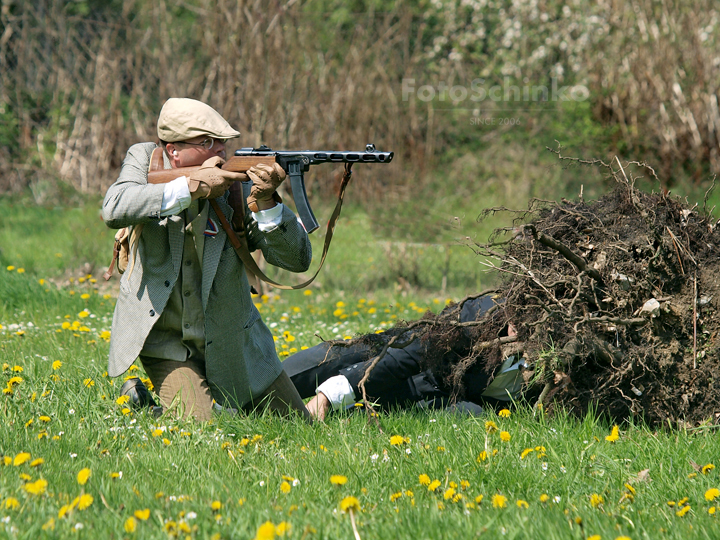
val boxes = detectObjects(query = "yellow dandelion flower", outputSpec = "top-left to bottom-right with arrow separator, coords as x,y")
477,451 -> 488,462
78,494 -> 93,510
42,518 -> 55,531
276,521 -> 291,536
500,431 -> 511,442
521,448 -> 534,459
587,535 -> 601,540
80,293 -> 90,300
540,494 -> 550,503
390,491 -> 402,502
498,409 -> 511,418
710,506 -> 717,515
624,483 -> 636,495
30,458 -> 44,467
52,360 -> 63,370
475,495 -> 484,504
6,265 -> 15,271
8,376 -> 23,386
419,474 -> 431,486
83,378 -> 95,388
330,475 -> 348,486
77,467 -> 91,485
253,521 -> 276,540
443,488 -> 456,500
280,481 -> 291,494
134,508 -> 150,520
705,488 -> 720,502
676,505 -> 691,517
211,500 -> 222,511
492,494 -> 507,508
23,478 -> 48,495
17,268 -> 25,273
13,452 -> 31,466
124,517 -> 137,533
460,480 -> 470,490
703,464 -> 715,474
605,425 -> 620,442
516,499 -> 529,509
590,493 -> 604,508
5,497 -> 20,510
390,435 -> 406,445
485,420 -> 498,434
339,496 -> 361,512
162,438 -> 171,446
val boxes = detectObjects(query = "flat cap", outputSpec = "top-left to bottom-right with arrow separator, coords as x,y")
157,98 -> 241,142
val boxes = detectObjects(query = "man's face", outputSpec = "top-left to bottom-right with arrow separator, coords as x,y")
170,136 -> 227,167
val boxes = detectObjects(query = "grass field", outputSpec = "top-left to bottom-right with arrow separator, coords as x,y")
2,198 -> 720,539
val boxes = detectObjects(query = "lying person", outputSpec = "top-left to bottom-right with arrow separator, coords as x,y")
283,295 -> 526,420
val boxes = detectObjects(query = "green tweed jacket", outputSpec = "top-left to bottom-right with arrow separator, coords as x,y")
102,143 -> 312,409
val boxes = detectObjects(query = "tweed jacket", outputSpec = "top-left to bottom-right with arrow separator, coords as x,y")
102,142 -> 312,408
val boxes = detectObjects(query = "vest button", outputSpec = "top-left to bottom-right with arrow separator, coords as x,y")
164,280 -> 170,287
149,310 -> 155,316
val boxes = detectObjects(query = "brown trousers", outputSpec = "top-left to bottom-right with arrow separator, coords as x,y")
140,356 -> 311,422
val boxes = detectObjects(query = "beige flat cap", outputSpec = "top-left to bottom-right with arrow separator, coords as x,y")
157,98 -> 241,142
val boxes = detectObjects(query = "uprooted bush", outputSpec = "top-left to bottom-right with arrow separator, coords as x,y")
395,159 -> 720,427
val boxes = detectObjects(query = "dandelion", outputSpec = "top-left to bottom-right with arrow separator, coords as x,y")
521,448 -> 534,459
124,517 -> 137,533
390,435 -> 405,445
30,458 -> 44,467
605,425 -> 620,442
498,409 -> 511,418
13,452 -> 31,466
42,518 -> 55,531
676,505 -> 691,517
211,501 -> 222,511
276,521 -> 291,536
280,481 -> 291,494
134,509 -> 150,520
500,431 -> 511,442
540,494 -> 550,503
390,491 -> 403,502
475,495 -> 484,504
492,494 -> 507,508
23,479 -> 48,495
254,521 -> 276,540
703,464 -> 715,474
4,497 -> 20,510
516,499 -> 529,509
710,507 -> 717,515
443,488 -> 456,500
83,378 -> 94,388
428,480 -> 441,492
485,420 -> 498,434
339,496 -> 361,512
78,494 -> 93,510
77,468 -> 91,485
590,493 -> 604,508
460,480 -> 470,490
477,451 -> 488,462
418,474 -> 431,486
705,488 -> 720,502
330,475 -> 348,486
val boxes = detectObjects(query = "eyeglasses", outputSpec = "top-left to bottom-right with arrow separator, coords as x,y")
178,137 -> 225,151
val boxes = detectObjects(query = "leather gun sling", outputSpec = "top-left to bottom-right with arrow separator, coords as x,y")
210,163 -> 353,290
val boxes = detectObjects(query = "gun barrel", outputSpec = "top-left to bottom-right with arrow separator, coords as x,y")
234,147 -> 394,164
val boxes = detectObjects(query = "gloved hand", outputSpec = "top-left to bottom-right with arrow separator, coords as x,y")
246,163 -> 285,212
187,156 -> 247,200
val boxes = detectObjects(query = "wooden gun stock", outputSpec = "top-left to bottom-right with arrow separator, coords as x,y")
146,156 -> 279,184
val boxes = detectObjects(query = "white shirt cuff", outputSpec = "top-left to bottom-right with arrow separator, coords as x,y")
160,177 -> 192,216
316,375 -> 356,411
252,203 -> 284,232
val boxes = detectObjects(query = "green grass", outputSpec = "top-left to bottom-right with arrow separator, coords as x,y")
2,184 -> 720,539
2,259 -> 720,539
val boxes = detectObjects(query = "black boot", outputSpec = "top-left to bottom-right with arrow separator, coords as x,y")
119,377 -> 163,417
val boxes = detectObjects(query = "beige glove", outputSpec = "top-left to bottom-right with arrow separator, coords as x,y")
187,156 -> 247,200
246,163 -> 286,211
